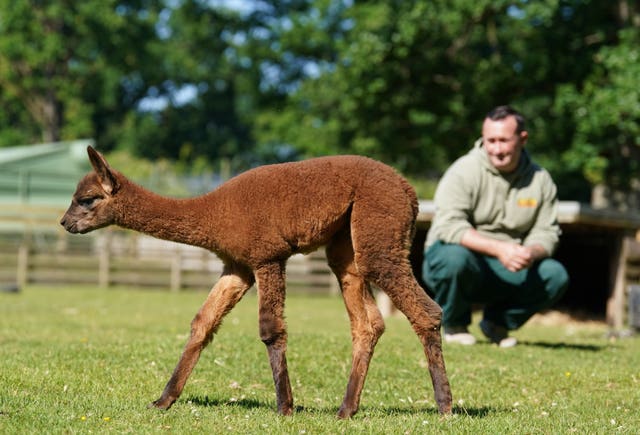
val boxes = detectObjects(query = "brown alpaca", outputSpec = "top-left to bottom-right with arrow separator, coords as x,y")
60,146 -> 452,418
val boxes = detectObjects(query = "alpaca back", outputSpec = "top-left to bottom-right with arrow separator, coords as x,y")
205,155 -> 417,265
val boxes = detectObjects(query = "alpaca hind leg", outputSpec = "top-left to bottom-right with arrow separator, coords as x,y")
151,266 -> 254,410
373,267 -> 452,414
255,262 -> 293,416
349,200 -> 452,415
327,231 -> 385,419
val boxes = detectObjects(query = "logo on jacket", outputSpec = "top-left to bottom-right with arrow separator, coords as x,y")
517,198 -> 538,207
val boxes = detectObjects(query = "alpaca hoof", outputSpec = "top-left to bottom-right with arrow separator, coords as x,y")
277,405 -> 294,416
438,403 -> 453,415
149,396 -> 175,410
336,405 -> 357,419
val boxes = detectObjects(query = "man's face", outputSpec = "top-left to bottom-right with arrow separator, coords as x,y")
482,115 -> 528,173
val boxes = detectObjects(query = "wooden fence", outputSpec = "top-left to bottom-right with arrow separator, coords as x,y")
0,205 -> 338,293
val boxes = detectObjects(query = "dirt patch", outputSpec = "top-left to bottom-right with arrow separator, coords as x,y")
529,310 -> 607,327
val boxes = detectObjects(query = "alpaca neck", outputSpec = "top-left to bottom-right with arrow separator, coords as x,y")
115,180 -> 215,249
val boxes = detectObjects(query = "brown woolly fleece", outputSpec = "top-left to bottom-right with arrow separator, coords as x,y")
60,146 -> 452,419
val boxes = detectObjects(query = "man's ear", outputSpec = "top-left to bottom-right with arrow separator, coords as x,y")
87,146 -> 120,194
519,130 -> 529,146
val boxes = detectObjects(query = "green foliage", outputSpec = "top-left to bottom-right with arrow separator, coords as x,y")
407,176 -> 439,199
0,0 -> 162,145
555,27 -> 640,189
0,1 -> 639,200
1,286 -> 639,433
255,0 -> 637,200
104,149 -> 222,196
121,1 -> 254,166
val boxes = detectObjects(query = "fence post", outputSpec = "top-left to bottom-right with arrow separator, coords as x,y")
17,243 -> 29,288
170,249 -> 182,292
98,232 -> 111,288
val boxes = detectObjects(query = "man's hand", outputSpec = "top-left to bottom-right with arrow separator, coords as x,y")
496,243 -> 535,272
460,229 -> 548,272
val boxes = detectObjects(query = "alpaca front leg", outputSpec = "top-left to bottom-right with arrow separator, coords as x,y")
256,263 -> 293,416
151,272 -> 252,410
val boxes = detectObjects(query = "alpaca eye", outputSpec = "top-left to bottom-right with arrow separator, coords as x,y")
78,197 -> 98,208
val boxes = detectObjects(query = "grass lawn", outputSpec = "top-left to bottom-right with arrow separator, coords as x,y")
1,285 -> 639,434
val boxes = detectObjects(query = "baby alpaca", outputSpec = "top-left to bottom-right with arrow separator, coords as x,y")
60,146 -> 452,418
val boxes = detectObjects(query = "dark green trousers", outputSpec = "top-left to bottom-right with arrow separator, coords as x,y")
423,241 -> 569,330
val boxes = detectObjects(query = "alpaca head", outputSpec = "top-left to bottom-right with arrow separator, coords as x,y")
60,146 -> 122,234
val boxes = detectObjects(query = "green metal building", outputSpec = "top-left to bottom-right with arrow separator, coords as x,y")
0,140 -> 93,206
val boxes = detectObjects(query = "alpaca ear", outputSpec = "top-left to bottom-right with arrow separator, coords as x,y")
87,146 -> 120,194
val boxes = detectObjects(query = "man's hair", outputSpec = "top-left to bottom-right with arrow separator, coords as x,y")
486,105 -> 526,133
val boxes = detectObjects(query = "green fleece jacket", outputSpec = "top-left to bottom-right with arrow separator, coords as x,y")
426,139 -> 561,255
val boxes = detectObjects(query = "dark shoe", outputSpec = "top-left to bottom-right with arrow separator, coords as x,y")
479,319 -> 517,348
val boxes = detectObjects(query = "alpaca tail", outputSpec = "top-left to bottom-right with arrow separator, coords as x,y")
400,177 -> 419,239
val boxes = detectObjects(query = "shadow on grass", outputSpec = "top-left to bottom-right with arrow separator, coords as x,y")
186,395 -> 267,410
185,395 -> 497,418
518,341 -> 605,351
359,404 -> 496,418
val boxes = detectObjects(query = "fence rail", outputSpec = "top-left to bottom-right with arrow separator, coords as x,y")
0,205 -> 338,293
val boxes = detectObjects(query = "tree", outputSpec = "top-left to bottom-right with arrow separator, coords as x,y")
114,0 -> 330,171
254,0 -> 638,202
2,0 -> 638,205
0,0 -> 162,145
555,2 -> 640,207
116,0 -> 255,169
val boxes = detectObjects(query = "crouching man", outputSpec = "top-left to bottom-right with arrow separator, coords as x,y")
423,105 -> 569,347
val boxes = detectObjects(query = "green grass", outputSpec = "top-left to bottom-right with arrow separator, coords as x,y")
1,286 -> 639,434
